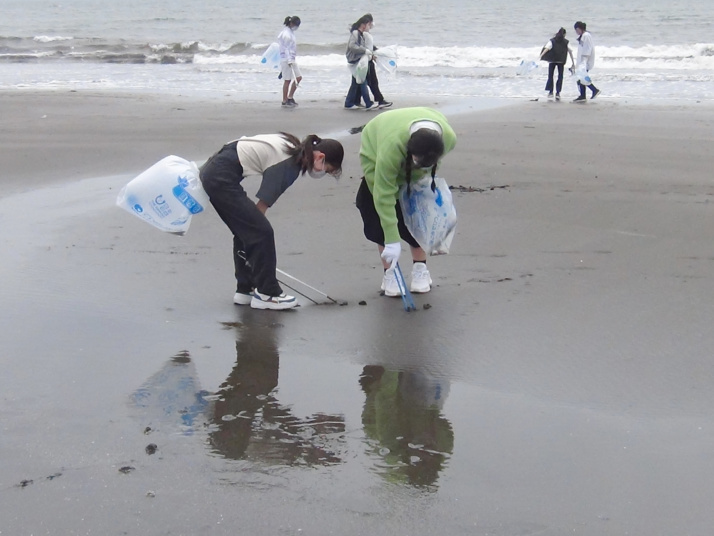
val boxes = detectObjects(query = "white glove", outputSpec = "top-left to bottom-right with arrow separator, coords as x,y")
381,242 -> 401,267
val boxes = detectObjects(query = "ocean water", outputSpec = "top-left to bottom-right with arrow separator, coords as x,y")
1,0 -> 713,102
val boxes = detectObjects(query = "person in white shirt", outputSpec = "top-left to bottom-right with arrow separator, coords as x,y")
200,133 -> 343,310
277,16 -> 302,107
572,21 -> 601,102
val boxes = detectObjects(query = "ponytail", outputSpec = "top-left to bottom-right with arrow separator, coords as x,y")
298,134 -> 322,173
278,133 -> 343,176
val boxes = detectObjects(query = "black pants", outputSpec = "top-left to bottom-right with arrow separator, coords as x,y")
366,61 -> 385,103
355,178 -> 420,248
355,61 -> 385,105
545,62 -> 564,94
577,73 -> 599,98
200,142 -> 283,296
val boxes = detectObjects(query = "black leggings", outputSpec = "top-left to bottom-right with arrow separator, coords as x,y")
355,178 -> 420,248
200,142 -> 283,296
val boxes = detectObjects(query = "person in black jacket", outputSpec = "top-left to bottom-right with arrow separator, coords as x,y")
540,28 -> 575,100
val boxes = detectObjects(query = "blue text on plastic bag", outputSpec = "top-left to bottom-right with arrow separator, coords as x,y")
398,176 -> 457,255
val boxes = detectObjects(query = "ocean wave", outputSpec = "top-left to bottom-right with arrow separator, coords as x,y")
34,35 -> 74,43
1,37 -> 713,71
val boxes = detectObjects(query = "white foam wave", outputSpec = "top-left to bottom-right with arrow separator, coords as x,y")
33,35 -> 74,43
194,42 -> 714,72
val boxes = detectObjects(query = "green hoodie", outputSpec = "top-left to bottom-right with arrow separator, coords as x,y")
359,107 -> 457,244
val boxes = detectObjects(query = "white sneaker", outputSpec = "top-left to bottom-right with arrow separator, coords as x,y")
410,262 -> 432,293
250,291 -> 298,310
233,291 -> 253,305
381,268 -> 403,297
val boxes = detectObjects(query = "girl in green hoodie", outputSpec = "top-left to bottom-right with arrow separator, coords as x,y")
356,107 -> 457,297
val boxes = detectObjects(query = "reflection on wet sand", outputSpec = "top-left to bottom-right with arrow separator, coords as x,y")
130,315 -> 453,486
130,350 -> 209,436
208,314 -> 346,465
360,365 -> 453,488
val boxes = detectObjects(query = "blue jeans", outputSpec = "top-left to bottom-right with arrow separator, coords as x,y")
345,75 -> 373,107
545,62 -> 564,94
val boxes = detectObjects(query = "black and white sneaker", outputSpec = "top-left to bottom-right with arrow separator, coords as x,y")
287,98 -> 298,106
378,101 -> 393,109
573,96 -> 587,103
250,291 -> 298,310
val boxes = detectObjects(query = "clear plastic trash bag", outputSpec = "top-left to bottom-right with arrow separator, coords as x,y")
374,45 -> 398,74
574,65 -> 592,85
116,155 -> 209,235
399,176 -> 457,255
260,42 -> 281,70
349,54 -> 370,84
516,59 -> 539,76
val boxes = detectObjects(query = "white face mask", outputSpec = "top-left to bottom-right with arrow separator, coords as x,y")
310,156 -> 327,178
412,156 -> 433,170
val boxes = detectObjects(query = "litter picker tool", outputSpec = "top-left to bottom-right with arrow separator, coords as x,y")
394,262 -> 417,312
276,268 -> 342,305
290,64 -> 300,88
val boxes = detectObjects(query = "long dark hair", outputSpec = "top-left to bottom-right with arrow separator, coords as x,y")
404,129 -> 444,193
350,14 -> 371,32
554,28 -> 566,43
278,133 -> 344,176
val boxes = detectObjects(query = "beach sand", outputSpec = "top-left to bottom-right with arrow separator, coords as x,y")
2,90 -> 714,535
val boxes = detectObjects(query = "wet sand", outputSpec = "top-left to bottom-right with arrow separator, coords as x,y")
2,90 -> 714,535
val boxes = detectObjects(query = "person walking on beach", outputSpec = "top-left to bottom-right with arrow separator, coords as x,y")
359,14 -> 393,109
344,16 -> 375,110
356,107 -> 457,296
540,28 -> 575,100
200,133 -> 344,310
572,21 -> 601,102
278,16 -> 302,107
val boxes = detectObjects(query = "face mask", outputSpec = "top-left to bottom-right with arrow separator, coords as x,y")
412,156 -> 433,170
309,156 -> 327,178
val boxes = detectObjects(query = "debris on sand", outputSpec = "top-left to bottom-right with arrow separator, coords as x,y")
449,184 -> 510,193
